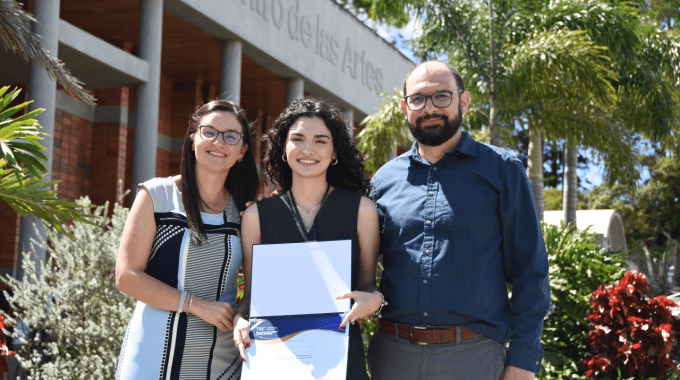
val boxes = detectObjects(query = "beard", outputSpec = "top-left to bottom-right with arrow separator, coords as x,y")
408,104 -> 463,147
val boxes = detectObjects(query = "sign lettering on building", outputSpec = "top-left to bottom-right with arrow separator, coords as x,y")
241,0 -> 384,92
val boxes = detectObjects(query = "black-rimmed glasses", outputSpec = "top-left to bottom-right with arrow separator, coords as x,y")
197,126 -> 243,145
404,90 -> 463,111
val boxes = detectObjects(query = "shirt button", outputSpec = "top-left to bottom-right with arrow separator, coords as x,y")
425,249 -> 430,254
423,280 -> 427,284
429,191 -> 434,196
433,167 -> 438,171
426,220 -> 432,225
423,312 -> 428,316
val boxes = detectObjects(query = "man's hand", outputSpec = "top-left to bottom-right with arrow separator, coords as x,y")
240,190 -> 279,217
502,366 -> 535,380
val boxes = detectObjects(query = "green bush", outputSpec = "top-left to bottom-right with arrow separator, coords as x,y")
1,197 -> 134,379
544,188 -> 589,211
538,223 -> 627,380
544,188 -> 564,211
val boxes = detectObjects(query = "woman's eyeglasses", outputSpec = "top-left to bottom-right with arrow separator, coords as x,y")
197,126 -> 243,145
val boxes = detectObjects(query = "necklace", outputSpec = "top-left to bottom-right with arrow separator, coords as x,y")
202,190 -> 227,211
296,201 -> 321,215
287,183 -> 331,241
291,184 -> 331,215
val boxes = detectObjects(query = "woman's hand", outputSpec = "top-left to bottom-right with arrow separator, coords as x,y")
233,314 -> 251,361
337,291 -> 384,329
191,297 -> 236,331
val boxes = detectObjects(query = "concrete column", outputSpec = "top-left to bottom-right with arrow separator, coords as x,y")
221,40 -> 242,105
17,0 -> 61,280
285,78 -> 304,106
342,108 -> 354,137
131,0 -> 164,203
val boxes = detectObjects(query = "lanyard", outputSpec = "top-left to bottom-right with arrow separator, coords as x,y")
286,183 -> 331,242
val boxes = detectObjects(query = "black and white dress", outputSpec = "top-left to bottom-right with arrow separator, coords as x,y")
117,177 -> 242,380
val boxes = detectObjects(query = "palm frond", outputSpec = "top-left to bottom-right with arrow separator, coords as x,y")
540,0 -> 641,64
503,29 -> 617,113
0,87 -> 48,183
0,166 -> 96,238
0,0 -> 95,105
356,89 -> 410,173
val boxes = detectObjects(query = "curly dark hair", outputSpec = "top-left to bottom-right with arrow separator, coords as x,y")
263,98 -> 370,197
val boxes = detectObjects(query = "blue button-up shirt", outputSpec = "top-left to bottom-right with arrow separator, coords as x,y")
370,131 -> 550,373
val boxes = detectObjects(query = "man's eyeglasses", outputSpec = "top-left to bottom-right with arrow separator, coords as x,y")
404,90 -> 463,111
197,126 -> 243,145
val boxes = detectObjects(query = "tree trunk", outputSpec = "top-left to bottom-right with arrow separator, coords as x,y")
660,247 -> 668,289
488,0 -> 501,147
562,139 -> 577,227
528,128 -> 544,220
642,244 -> 659,290
671,237 -> 680,288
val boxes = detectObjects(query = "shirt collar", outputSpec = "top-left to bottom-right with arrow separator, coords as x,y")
403,130 -> 477,164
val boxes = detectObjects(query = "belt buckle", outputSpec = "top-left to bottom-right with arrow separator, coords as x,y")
408,325 -> 429,346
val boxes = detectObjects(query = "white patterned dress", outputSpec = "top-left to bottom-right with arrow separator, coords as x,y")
117,177 -> 242,380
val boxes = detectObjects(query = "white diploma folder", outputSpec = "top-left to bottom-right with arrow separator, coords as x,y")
242,239 -> 352,380
249,239 -> 352,318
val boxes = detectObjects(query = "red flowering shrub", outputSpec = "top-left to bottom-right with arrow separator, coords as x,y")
584,271 -> 677,379
0,314 -> 15,373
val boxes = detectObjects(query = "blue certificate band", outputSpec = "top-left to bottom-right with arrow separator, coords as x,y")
250,314 -> 344,343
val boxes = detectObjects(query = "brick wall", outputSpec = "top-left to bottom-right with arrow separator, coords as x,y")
52,109 -> 93,201
0,204 -> 20,269
156,75 -> 176,178
90,88 -> 129,207
3,75 -> 262,273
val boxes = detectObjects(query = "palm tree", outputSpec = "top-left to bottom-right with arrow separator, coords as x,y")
0,87 -> 93,237
0,1 -> 96,237
345,0 -> 679,225
527,0 -> 679,226
356,90 -> 410,174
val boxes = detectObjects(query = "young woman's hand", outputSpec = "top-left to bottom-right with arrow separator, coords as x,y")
337,290 -> 384,329
233,314 -> 251,361
191,297 -> 237,331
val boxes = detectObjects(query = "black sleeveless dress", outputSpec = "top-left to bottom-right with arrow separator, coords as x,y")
257,186 -> 369,380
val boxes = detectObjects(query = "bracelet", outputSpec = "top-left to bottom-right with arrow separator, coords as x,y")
178,291 -> 187,314
371,291 -> 388,319
187,293 -> 194,314
237,310 -> 250,320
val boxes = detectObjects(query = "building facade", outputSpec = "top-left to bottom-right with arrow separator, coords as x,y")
0,0 -> 414,278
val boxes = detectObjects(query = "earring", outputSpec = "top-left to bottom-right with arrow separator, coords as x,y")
282,154 -> 288,162
237,158 -> 243,163
331,158 -> 338,165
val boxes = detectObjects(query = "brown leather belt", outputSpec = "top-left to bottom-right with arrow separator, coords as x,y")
379,318 -> 483,345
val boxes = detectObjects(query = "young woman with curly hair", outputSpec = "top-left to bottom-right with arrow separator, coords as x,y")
233,97 -> 383,379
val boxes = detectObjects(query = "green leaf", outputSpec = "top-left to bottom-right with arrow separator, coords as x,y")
357,89 -> 410,173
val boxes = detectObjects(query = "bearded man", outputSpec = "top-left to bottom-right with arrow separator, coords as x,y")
367,61 -> 551,380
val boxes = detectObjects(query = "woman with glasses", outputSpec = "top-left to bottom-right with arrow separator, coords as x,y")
232,98 -> 384,379
116,100 -> 260,379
